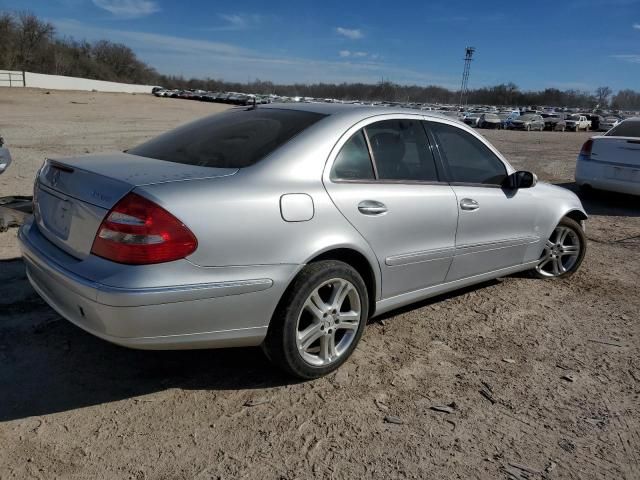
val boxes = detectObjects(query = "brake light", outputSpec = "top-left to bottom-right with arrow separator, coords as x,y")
580,139 -> 593,158
91,193 -> 197,265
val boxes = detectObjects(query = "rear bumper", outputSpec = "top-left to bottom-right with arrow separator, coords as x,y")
18,220 -> 298,349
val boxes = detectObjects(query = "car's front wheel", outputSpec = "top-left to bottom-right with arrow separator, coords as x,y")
533,217 -> 586,279
263,260 -> 368,379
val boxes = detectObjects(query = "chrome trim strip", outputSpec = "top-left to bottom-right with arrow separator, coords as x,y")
455,236 -> 539,255
386,247 -> 455,266
19,224 -> 274,308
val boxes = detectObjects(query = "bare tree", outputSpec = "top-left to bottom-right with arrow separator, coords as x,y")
15,12 -> 55,70
595,86 -> 612,107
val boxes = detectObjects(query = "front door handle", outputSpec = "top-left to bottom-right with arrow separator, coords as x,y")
358,200 -> 387,215
460,198 -> 479,211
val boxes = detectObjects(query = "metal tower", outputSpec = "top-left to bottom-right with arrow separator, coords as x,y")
459,47 -> 475,107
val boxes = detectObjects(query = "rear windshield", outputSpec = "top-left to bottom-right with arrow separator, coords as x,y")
129,108 -> 326,168
605,120 -> 640,137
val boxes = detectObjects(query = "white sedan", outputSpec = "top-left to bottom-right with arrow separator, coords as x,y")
575,118 -> 640,196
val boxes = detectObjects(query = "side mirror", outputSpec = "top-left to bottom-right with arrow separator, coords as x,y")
506,170 -> 537,189
0,146 -> 12,176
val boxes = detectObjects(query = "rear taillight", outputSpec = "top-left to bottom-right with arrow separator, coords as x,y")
91,193 -> 197,265
580,139 -> 593,158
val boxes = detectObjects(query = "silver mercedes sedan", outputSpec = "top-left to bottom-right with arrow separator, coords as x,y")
19,104 -> 587,379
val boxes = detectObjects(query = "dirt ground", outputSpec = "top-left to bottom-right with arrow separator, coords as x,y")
0,89 -> 638,480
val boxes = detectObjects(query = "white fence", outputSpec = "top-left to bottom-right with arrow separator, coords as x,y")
0,70 -> 25,87
0,70 -> 158,94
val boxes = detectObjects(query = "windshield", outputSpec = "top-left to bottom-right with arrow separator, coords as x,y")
605,120 -> 640,137
129,108 -> 326,168
567,114 -> 580,120
520,115 -> 535,120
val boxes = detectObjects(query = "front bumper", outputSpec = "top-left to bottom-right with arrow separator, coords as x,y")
19,220 -> 299,349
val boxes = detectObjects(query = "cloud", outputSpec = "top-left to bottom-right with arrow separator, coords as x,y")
339,50 -> 370,58
633,23 -> 640,29
212,13 -> 264,31
336,27 -> 363,40
612,54 -> 640,63
50,19 -> 457,86
54,19 -> 247,56
92,0 -> 159,18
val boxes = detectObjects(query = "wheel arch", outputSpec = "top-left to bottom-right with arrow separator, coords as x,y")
564,209 -> 588,223
297,247 -> 380,318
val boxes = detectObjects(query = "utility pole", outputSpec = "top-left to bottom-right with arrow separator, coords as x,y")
459,47 -> 475,108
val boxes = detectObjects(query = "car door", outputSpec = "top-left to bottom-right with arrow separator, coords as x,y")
424,120 -> 540,281
323,117 -> 459,299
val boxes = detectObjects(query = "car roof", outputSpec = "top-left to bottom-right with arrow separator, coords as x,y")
257,102 -> 457,123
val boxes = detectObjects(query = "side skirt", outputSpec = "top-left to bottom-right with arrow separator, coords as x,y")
372,260 -> 538,317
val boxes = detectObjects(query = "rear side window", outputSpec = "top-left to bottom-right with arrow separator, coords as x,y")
331,131 -> 375,180
428,122 -> 507,185
606,120 -> 640,137
129,108 -> 326,168
365,119 -> 439,182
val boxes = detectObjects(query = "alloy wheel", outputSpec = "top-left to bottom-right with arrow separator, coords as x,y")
536,226 -> 581,277
295,278 -> 362,366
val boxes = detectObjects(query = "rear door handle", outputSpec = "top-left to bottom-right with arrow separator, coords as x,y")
460,198 -> 479,211
358,200 -> 387,215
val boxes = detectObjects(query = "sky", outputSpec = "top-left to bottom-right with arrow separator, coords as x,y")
1,0 -> 639,91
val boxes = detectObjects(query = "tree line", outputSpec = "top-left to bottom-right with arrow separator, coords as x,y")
2,11 -> 640,110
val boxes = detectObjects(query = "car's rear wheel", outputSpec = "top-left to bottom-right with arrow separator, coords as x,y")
263,260 -> 368,379
533,217 -> 586,279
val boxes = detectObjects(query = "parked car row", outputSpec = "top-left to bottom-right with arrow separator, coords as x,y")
151,87 -> 635,136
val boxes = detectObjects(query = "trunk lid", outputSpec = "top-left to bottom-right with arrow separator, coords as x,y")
35,153 -> 237,259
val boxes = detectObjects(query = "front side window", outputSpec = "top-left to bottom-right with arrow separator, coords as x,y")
330,130 -> 375,180
428,122 -> 507,185
129,108 -> 326,168
365,119 -> 438,182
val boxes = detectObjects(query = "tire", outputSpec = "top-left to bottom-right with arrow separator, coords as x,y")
532,217 -> 586,279
262,260 -> 369,379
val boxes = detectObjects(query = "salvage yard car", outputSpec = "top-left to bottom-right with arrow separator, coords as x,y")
478,113 -> 502,129
565,114 -> 590,132
599,116 -> 620,132
509,114 -> 545,131
541,113 -> 567,132
575,117 -> 640,196
19,105 -> 588,379
0,136 -> 11,175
